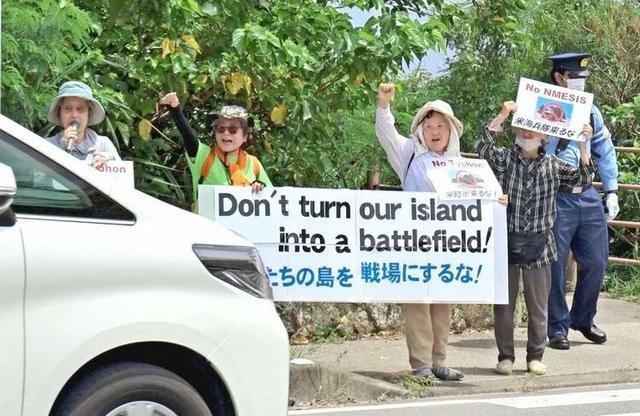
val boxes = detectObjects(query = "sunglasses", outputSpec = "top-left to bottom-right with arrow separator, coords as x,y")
214,125 -> 241,135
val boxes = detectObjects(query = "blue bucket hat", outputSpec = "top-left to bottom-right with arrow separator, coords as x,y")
47,81 -> 106,126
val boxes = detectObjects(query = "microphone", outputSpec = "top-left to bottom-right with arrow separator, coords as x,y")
66,121 -> 79,152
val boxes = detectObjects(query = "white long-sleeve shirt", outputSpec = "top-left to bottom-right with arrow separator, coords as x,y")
375,106 -> 456,192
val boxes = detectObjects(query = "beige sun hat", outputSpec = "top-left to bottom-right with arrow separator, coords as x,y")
410,100 -> 464,157
46,81 -> 106,126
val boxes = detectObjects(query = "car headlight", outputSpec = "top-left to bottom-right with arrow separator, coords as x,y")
192,244 -> 273,299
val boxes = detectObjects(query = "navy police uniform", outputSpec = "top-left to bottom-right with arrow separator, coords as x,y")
544,53 -> 619,349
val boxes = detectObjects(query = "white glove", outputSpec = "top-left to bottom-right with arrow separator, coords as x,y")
606,193 -> 619,221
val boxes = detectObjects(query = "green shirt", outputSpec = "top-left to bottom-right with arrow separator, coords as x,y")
186,141 -> 272,199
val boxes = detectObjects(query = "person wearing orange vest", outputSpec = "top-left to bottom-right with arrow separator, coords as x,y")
160,92 -> 272,204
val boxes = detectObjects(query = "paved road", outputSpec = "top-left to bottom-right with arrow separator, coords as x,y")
289,383 -> 640,416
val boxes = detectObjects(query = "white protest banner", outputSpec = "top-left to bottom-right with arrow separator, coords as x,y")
425,157 -> 503,201
95,161 -> 135,187
198,185 -> 508,304
512,77 -> 593,140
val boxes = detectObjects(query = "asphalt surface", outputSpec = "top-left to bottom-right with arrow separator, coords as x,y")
289,383 -> 640,416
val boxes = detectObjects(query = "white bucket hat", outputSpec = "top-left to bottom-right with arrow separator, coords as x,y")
410,100 -> 463,157
46,81 -> 106,126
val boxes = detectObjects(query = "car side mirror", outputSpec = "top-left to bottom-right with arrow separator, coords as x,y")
0,163 -> 17,215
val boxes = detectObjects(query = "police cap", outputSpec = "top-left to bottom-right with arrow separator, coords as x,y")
549,52 -> 592,77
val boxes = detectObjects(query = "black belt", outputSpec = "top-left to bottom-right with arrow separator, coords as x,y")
558,184 -> 591,194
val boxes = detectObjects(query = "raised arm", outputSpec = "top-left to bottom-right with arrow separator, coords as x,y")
374,83 -> 414,182
475,101 -> 514,175
160,92 -> 199,158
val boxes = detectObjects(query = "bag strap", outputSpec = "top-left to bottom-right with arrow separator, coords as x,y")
404,152 -> 416,184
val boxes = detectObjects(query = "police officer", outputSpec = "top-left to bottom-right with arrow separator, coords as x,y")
545,53 -> 619,350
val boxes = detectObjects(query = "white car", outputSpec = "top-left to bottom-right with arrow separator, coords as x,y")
0,114 -> 289,416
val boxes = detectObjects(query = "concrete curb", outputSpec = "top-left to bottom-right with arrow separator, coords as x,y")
289,362 -> 410,406
290,365 -> 640,407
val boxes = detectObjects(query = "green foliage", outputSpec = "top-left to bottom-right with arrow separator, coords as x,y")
334,70 -> 447,188
435,0 -> 640,289
436,0 -> 640,149
217,1 -> 454,189
2,0 -> 638,282
604,265 -> 640,303
436,0 -> 553,149
339,0 -> 445,16
605,95 -> 640,147
608,149 -> 640,271
333,107 -> 401,188
313,323 -> 341,343
2,0 -> 459,207
1,0 -> 95,127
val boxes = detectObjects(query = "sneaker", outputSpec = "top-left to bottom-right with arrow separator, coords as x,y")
527,360 -> 546,375
495,359 -> 513,375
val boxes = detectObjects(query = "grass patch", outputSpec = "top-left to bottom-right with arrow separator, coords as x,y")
289,344 -> 318,359
388,374 -> 438,397
604,265 -> 640,302
313,323 -> 341,343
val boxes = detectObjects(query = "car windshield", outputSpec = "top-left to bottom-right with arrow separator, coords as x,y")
0,129 -> 133,220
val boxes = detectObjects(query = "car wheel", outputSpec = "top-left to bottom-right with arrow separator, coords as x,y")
54,362 -> 213,416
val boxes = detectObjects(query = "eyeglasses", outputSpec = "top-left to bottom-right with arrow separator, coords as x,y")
214,125 -> 241,134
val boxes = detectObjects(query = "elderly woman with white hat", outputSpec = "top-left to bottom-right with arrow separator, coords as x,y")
46,81 -> 120,168
375,83 -> 464,381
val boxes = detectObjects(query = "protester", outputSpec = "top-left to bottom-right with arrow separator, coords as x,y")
375,82 -> 466,381
545,53 -> 619,350
46,81 -> 120,168
476,100 -> 593,376
159,93 -> 271,202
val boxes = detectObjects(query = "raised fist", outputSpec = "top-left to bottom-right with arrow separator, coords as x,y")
499,100 -> 517,118
160,92 -> 180,108
377,83 -> 396,109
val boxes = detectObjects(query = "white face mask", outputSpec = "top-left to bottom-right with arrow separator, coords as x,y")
565,77 -> 586,91
516,136 -> 542,151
